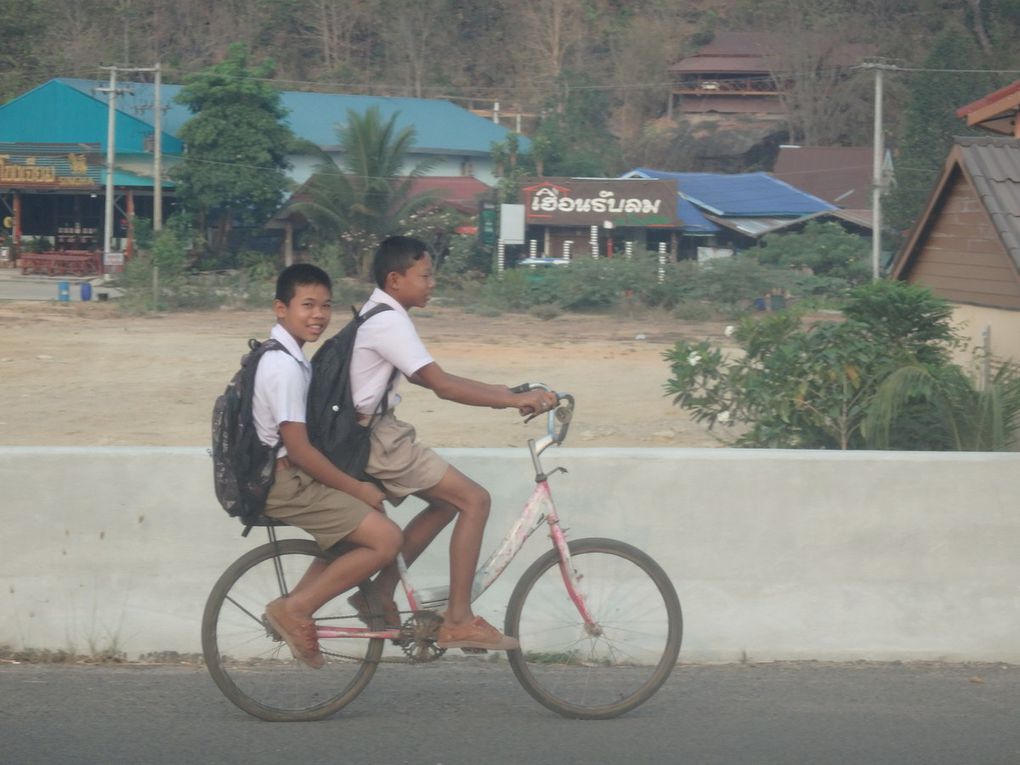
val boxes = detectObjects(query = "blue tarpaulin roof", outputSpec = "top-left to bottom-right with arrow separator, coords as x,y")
625,167 -> 835,217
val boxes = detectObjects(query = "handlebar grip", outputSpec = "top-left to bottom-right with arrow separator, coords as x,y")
510,383 -> 532,394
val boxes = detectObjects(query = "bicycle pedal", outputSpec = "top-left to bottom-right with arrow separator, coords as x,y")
460,647 -> 488,654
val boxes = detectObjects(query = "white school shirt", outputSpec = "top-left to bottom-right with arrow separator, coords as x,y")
251,323 -> 311,456
350,288 -> 434,416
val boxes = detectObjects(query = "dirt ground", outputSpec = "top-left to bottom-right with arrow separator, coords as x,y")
0,300 -> 732,449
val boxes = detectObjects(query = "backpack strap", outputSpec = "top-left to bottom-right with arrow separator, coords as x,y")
351,303 -> 398,422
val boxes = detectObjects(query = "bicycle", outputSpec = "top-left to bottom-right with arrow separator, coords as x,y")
202,385 -> 683,721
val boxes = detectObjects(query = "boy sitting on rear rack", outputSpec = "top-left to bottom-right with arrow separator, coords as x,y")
254,263 -> 402,667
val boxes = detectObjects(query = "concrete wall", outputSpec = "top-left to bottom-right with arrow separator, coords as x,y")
2,446 -> 1018,663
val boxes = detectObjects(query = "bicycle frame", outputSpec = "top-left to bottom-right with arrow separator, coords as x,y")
313,388 -> 597,641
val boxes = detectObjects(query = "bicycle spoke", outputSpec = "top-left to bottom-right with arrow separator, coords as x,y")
202,540 -> 383,721
506,538 -> 682,719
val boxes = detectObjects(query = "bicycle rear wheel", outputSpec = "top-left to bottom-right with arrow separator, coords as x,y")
202,539 -> 384,721
505,537 -> 682,719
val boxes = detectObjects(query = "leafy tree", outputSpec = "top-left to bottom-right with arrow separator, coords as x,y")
883,26 -> 995,237
172,43 -> 293,258
0,0 -> 48,103
756,222 -> 871,283
293,106 -> 436,277
664,281 -> 967,449
530,72 -> 622,177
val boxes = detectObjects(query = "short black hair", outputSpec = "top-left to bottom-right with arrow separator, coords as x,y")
372,236 -> 429,288
275,263 -> 332,304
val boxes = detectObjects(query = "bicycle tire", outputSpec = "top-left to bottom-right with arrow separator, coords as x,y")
505,537 -> 682,719
201,538 -> 384,721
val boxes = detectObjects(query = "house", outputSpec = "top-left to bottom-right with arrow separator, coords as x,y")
956,80 -> 1020,137
623,167 -> 837,260
0,78 -> 521,258
667,31 -> 867,121
770,144 -> 893,233
890,135 -> 1020,362
667,32 -> 788,119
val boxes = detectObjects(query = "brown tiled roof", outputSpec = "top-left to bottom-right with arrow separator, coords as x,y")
957,137 -> 1020,268
404,176 -> 491,214
670,31 -> 870,74
771,146 -> 875,208
893,136 -> 1020,277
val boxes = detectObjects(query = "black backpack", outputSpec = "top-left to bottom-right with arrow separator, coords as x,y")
211,338 -> 297,521
306,304 -> 394,478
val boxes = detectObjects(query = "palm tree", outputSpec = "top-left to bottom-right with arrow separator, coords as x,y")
293,106 -> 437,277
863,361 -> 1020,451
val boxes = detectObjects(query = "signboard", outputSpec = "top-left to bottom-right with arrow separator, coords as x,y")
521,178 -> 677,228
0,143 -> 101,190
479,202 -> 497,246
500,203 -> 525,245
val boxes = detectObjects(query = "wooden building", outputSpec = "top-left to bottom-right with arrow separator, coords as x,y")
891,135 -> 1020,362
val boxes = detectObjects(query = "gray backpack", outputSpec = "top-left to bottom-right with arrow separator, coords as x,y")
211,338 -> 297,521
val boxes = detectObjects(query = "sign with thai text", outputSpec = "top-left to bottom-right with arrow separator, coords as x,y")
521,178 -> 677,227
0,144 -> 101,189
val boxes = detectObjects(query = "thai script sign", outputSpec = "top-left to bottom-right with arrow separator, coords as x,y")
0,144 -> 101,189
522,178 -> 677,227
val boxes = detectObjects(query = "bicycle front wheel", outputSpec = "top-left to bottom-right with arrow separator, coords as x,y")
505,537 -> 682,719
201,539 -> 384,721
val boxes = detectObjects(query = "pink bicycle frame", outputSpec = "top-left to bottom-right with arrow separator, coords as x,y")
316,387 -> 597,640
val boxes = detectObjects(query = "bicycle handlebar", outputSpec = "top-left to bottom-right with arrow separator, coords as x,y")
511,382 -> 574,447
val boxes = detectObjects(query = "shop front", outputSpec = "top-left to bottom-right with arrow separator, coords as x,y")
0,143 -> 169,274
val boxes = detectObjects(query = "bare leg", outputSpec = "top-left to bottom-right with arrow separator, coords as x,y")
279,512 -> 403,620
414,466 -> 491,627
372,500 -> 458,598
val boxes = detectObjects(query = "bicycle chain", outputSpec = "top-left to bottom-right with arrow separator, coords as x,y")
320,611 -> 448,665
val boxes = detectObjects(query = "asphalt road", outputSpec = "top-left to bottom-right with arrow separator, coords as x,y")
3,660 -> 1019,765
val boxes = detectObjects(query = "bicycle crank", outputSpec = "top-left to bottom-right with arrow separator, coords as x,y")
397,611 -> 446,663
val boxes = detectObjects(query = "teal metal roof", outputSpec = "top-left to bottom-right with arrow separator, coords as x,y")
0,80 -> 184,154
53,78 -> 524,156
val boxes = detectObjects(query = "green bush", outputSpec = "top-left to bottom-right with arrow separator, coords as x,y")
756,222 -> 871,283
664,280 -> 971,450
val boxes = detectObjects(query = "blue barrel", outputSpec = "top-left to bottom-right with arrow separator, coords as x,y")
80,282 -> 93,301
58,281 -> 70,302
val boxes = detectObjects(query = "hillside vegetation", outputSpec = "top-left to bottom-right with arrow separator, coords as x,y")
4,0 -> 1018,177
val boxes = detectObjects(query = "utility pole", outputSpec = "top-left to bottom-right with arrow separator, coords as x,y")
860,58 -> 899,281
153,62 -> 163,232
96,67 -> 126,272
96,64 -> 163,280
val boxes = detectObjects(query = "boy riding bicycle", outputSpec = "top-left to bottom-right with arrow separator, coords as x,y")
347,235 -> 557,650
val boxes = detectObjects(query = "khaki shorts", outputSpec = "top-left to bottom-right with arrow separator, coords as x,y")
367,412 -> 449,503
264,466 -> 373,550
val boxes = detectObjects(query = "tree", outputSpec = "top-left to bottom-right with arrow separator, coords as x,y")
756,222 -> 871,284
884,26 -> 995,236
172,43 -> 294,258
293,106 -> 436,277
664,281 -> 964,449
0,0 -> 48,103
865,361 -> 1020,450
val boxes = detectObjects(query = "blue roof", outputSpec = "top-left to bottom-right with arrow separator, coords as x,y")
55,78 -> 525,156
625,167 -> 835,217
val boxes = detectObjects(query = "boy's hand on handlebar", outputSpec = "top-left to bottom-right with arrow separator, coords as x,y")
516,389 -> 558,417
